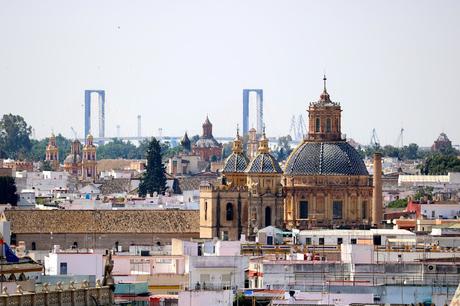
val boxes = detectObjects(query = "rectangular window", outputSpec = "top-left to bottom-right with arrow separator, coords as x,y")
337,238 -> 343,245
333,201 -> 343,219
305,238 -> 311,245
319,238 -> 324,245
60,262 -> 68,275
299,201 -> 308,219
362,201 -> 367,219
351,238 -> 357,245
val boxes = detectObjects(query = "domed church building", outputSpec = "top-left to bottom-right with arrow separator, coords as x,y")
200,129 -> 284,241
283,76 -> 375,229
199,77 -> 382,241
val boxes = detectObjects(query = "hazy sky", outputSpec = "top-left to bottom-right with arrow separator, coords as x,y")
1,0 -> 459,146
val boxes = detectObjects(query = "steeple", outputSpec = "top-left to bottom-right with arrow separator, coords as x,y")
180,131 -> 191,152
307,76 -> 343,141
257,126 -> 269,154
45,132 -> 59,170
232,125 -> 243,154
319,74 -> 332,103
202,116 -> 213,138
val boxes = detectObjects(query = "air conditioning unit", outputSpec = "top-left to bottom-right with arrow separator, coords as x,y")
425,264 -> 436,273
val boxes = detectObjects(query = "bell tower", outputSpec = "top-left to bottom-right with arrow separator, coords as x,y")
45,133 -> 60,171
82,134 -> 97,180
307,75 -> 343,141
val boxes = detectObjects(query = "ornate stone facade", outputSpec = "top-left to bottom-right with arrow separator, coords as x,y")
45,133 -> 59,171
82,134 -> 97,180
284,76 -> 373,228
200,131 -> 284,241
200,77 -> 382,240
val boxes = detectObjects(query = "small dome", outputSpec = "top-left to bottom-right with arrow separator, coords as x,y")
194,138 -> 220,148
64,153 -> 81,164
246,153 -> 282,174
223,153 -> 249,173
284,141 -> 368,176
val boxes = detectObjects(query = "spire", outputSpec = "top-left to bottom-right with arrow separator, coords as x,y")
258,125 -> 269,154
181,131 -> 191,152
232,124 -> 243,153
319,75 -> 331,103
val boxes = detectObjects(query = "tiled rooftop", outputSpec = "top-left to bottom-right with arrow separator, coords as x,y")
5,210 -> 199,234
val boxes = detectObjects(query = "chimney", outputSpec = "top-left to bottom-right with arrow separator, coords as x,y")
372,152 -> 383,227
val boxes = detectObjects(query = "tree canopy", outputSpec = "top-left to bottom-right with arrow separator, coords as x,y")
138,138 -> 167,197
358,143 -> 425,160
418,154 -> 460,175
0,114 -> 32,160
97,138 -> 141,159
0,176 -> 18,205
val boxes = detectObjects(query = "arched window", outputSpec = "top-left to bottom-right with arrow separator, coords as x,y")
315,118 -> 321,133
326,118 -> 332,132
265,207 -> 272,227
31,242 -> 36,250
226,203 -> 233,221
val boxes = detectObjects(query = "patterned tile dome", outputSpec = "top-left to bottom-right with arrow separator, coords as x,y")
222,153 -> 249,173
284,141 -> 368,176
246,153 -> 282,174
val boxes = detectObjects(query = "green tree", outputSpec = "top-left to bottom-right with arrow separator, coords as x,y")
0,114 -> 32,160
387,198 -> 408,209
413,186 -> 433,201
138,138 -> 167,197
160,142 -> 183,160
40,160 -> 53,171
275,135 -> 293,161
419,154 -> 460,175
97,138 -> 141,159
401,143 -> 419,160
0,176 -> 18,205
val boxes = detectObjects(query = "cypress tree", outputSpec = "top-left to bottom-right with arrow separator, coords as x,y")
0,176 -> 18,206
138,138 -> 167,197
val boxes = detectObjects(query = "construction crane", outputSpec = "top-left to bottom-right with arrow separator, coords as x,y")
289,115 -> 297,140
289,115 -> 307,141
297,115 -> 306,140
395,128 -> 404,148
370,128 -> 380,148
70,127 -> 78,139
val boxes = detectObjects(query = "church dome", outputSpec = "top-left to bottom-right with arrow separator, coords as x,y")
223,153 -> 249,173
284,141 -> 368,176
246,153 -> 282,174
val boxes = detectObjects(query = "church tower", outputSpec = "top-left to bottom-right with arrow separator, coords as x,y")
222,128 -> 249,187
82,134 -> 97,180
45,133 -> 60,171
245,129 -> 284,237
307,75 -> 343,141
